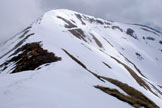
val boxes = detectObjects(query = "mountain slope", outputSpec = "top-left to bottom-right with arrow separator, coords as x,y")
0,9 -> 162,108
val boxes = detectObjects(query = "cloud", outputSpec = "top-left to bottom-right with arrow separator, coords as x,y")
0,0 -> 43,44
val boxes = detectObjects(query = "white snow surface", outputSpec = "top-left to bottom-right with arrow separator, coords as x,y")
0,9 -> 162,108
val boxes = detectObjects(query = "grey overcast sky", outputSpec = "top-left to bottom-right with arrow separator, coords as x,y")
0,0 -> 162,44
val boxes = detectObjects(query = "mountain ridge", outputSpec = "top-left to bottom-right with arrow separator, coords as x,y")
0,9 -> 162,108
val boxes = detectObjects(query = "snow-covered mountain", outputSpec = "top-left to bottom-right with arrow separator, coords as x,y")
0,9 -> 162,108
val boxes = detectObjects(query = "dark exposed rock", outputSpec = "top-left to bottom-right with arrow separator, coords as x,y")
96,19 -> 104,25
126,28 -> 138,39
110,56 -> 158,97
159,85 -> 162,88
4,26 -> 32,43
135,52 -> 144,60
0,42 -> 61,73
126,28 -> 134,36
90,33 -> 103,48
82,15 -> 96,23
102,62 -> 112,69
102,37 -> 114,47
112,26 -> 123,32
19,30 -> 30,38
146,37 -> 155,41
146,80 -> 162,95
121,48 -> 125,50
104,21 -> 111,25
0,33 -> 35,59
159,40 -> 162,45
143,36 -> 145,40
68,29 -> 87,42
141,28 -> 159,36
75,14 -> 86,25
118,51 -> 147,79
57,16 -> 77,28
95,77 -> 159,108
133,24 -> 162,35
71,20 -> 76,24
82,15 -> 104,25
62,49 -> 87,70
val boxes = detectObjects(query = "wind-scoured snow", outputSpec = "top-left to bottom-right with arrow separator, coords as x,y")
0,9 -> 162,108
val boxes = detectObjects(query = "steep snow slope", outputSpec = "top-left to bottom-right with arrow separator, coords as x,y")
0,9 -> 162,108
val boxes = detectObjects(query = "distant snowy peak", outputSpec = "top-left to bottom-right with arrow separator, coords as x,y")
0,9 -> 162,108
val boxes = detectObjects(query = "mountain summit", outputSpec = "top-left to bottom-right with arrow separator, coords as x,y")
0,9 -> 162,108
